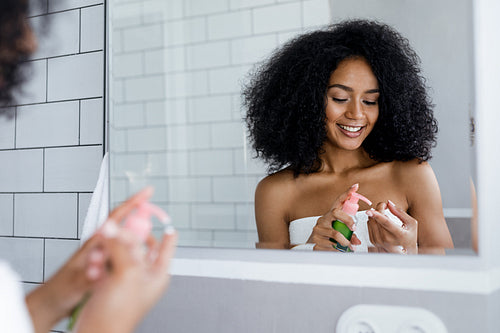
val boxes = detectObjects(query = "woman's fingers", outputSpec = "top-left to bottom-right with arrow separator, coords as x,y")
322,208 -> 356,232
350,233 -> 362,246
366,201 -> 418,253
308,223 -> 352,251
386,200 -> 417,231
367,216 -> 383,245
366,209 -> 404,236
309,184 -> 369,252
330,184 -> 359,210
106,187 -> 154,224
153,228 -> 178,274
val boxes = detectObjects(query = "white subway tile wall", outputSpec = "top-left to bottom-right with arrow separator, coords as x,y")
0,109 -> 16,149
110,0 -> 331,248
0,6 -> 104,323
81,5 -> 106,52
0,195 -> 14,236
78,193 -> 93,238
0,237 -> 44,282
44,146 -> 103,192
14,193 -> 78,238
0,149 -> 44,192
47,52 -> 104,101
14,59 -> 47,105
30,10 -> 80,60
44,239 -> 80,279
80,98 -> 105,144
16,101 -> 80,148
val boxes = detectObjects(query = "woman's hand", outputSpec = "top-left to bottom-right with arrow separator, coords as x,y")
25,232 -> 108,333
366,200 -> 418,254
23,185 -> 154,333
26,187 -> 177,333
307,184 -> 362,251
75,192 -> 177,333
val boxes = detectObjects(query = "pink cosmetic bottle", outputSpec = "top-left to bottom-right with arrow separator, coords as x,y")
123,201 -> 171,241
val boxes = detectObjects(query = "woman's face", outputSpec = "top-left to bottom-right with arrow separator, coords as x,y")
324,57 -> 379,152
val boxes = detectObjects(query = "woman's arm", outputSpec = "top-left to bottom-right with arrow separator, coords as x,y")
254,175 -> 292,249
25,234 -> 106,333
403,161 -> 454,249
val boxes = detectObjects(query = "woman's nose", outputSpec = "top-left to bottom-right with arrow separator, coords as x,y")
345,101 -> 364,119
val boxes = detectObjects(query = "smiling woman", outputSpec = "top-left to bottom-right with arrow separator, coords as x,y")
243,19 -> 454,253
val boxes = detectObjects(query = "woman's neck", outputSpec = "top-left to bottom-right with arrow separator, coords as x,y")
319,145 -> 375,174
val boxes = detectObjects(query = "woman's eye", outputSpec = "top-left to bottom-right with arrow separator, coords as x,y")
363,100 -> 377,106
332,97 -> 347,103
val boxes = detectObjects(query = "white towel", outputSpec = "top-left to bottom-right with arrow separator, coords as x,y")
80,152 -> 109,244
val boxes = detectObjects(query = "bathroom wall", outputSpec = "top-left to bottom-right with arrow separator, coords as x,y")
109,0 -> 332,248
137,275 -> 500,333
0,1 -> 105,332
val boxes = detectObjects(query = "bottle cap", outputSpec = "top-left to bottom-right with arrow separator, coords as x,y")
342,192 -> 372,216
124,202 -> 171,241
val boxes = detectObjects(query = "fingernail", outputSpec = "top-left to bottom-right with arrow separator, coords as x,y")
137,186 -> 154,198
148,249 -> 159,263
131,246 -> 144,262
388,200 -> 395,207
88,249 -> 104,263
101,222 -> 118,238
86,266 -> 101,280
163,213 -> 172,224
143,185 -> 154,194
351,183 -> 359,189
164,224 -> 176,235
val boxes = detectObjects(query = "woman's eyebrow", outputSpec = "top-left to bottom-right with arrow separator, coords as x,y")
328,83 -> 353,91
327,84 -> 379,94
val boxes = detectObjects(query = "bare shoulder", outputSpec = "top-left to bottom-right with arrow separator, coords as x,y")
392,160 -> 453,248
392,159 -> 442,213
255,169 -> 297,201
255,169 -> 297,219
391,159 -> 437,187
254,169 -> 297,245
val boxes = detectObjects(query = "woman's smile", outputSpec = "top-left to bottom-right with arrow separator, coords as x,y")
337,124 -> 366,138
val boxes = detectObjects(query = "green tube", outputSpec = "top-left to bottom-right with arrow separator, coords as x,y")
332,220 -> 353,252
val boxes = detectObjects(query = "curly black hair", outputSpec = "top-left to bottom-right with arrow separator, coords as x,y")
0,0 -> 38,111
243,19 -> 437,175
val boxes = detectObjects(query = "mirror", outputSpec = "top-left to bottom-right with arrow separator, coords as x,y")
108,0 -> 475,254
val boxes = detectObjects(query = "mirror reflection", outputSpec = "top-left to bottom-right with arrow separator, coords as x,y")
109,0 -> 475,254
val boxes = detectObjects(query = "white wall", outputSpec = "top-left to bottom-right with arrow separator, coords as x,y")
0,1 -> 105,331
109,0 -> 332,248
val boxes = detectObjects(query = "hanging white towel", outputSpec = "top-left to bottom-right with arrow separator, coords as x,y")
80,152 -> 109,244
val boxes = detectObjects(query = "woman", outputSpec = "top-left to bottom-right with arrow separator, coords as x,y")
244,20 -> 453,253
0,1 -> 177,332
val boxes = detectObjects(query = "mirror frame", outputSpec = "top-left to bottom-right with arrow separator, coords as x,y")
105,0 -> 500,294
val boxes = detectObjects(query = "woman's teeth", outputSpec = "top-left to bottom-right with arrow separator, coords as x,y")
338,124 -> 362,132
